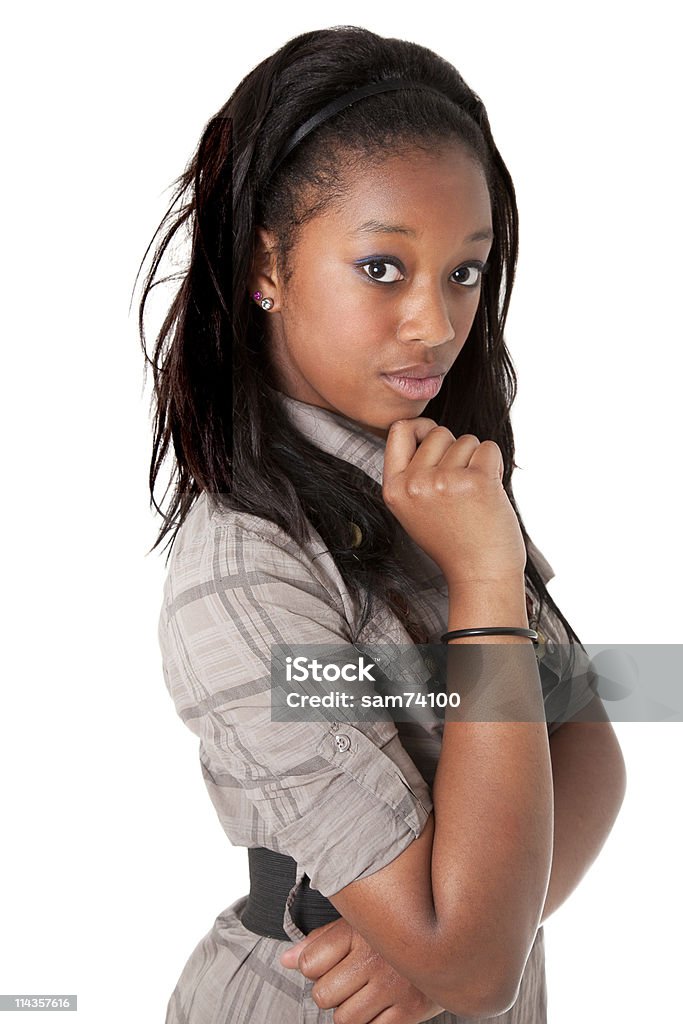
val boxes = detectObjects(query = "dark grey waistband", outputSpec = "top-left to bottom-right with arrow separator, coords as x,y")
240,847 -> 341,941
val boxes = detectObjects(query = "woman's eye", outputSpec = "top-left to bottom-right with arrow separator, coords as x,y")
360,260 -> 404,284
451,263 -> 489,287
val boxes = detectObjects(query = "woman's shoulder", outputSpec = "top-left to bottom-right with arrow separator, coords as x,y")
163,492 -> 351,616
169,493 -> 311,562
208,496 -> 312,556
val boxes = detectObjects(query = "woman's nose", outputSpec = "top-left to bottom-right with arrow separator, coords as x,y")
397,307 -> 456,348
397,296 -> 457,348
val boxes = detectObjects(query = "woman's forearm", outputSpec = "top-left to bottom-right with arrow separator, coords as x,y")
303,697 -> 625,1017
539,714 -> 627,924
303,576 -> 555,1018
424,577 -> 555,1013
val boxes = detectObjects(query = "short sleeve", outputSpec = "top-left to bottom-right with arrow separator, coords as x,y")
158,516 -> 433,898
526,536 -> 601,734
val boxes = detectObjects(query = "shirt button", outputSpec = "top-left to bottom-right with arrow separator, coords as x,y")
330,722 -> 339,732
335,734 -> 351,753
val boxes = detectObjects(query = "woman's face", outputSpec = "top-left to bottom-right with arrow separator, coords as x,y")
250,144 -> 494,441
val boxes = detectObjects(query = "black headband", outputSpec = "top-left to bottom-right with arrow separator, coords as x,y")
270,77 -> 450,175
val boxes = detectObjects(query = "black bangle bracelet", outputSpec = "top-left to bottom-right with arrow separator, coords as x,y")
440,626 -> 539,646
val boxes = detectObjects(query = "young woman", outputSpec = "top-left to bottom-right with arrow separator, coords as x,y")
139,25 -> 627,1024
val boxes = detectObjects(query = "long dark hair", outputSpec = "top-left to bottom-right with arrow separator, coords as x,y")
135,24 -> 582,648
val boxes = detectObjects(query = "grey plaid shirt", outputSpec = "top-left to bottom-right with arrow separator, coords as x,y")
158,387 -> 595,1023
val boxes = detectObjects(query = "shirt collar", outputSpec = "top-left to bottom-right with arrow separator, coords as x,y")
267,385 -> 386,486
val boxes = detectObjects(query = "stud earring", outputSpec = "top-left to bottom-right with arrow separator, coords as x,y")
251,290 -> 274,311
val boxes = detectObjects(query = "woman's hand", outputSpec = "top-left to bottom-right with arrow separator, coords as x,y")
279,917 -> 444,1023
382,418 -> 527,588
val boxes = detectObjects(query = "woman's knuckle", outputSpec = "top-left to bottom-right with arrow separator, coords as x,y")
332,1005 -> 350,1024
382,481 -> 399,504
311,983 -> 331,1009
298,949 -> 315,975
388,419 -> 408,433
378,1007 -> 403,1024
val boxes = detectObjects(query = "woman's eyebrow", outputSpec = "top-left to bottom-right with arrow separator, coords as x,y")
347,220 -> 494,243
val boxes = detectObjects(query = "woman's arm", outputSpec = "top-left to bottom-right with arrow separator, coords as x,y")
311,576 -> 554,1019
284,703 -> 626,1021
541,702 -> 627,923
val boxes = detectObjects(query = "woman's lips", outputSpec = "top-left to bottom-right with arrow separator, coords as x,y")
380,373 -> 445,400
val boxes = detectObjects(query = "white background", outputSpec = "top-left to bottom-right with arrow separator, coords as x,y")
1,2 -> 680,1021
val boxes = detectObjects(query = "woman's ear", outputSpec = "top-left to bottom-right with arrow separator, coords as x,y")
248,225 -> 280,301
